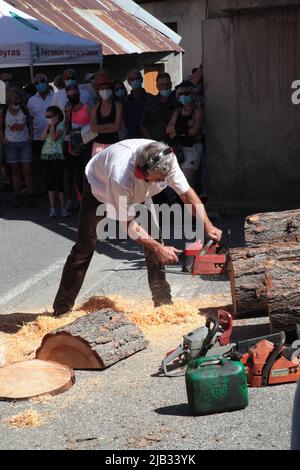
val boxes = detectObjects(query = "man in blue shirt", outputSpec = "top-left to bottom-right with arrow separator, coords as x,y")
124,69 -> 149,138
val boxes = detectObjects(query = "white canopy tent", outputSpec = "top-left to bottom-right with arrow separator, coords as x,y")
0,0 -> 102,74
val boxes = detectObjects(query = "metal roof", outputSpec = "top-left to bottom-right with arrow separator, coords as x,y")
6,0 -> 183,55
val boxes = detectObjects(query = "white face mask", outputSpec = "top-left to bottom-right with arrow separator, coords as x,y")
99,89 -> 112,100
46,118 -> 53,125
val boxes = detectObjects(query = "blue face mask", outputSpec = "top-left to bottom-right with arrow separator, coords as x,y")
179,95 -> 193,106
36,82 -> 47,93
131,79 -> 142,90
65,78 -> 76,87
160,89 -> 172,98
115,88 -> 126,98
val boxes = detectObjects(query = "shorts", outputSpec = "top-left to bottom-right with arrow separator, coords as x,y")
5,142 -> 32,164
181,143 -> 203,171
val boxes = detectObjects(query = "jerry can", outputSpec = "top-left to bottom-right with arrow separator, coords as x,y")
185,356 -> 248,415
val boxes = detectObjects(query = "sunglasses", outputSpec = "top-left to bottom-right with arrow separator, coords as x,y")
179,92 -> 191,97
13,102 -> 21,105
35,80 -> 46,84
115,87 -> 124,91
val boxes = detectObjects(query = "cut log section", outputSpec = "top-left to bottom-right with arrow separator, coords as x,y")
36,309 -> 148,370
0,359 -> 74,401
229,242 -> 300,316
266,260 -> 300,332
245,209 -> 300,247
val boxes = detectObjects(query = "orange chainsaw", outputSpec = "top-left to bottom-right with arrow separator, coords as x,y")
225,329 -> 300,387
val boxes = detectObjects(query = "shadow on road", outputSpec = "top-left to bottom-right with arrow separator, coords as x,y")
154,403 -> 192,417
0,311 -> 51,334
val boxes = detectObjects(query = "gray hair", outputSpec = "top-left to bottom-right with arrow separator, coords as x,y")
34,73 -> 48,82
135,142 -> 174,176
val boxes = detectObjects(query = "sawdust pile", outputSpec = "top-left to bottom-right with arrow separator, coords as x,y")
4,409 -> 43,428
1,293 -> 231,364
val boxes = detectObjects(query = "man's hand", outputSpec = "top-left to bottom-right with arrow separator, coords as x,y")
153,245 -> 182,265
205,225 -> 222,242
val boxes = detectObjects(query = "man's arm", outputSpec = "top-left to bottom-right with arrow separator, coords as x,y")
125,219 -> 181,265
180,187 -> 222,241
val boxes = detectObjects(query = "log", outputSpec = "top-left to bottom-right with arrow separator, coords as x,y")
245,209 -> 300,247
266,260 -> 300,332
0,359 -> 74,401
229,242 -> 300,316
36,309 -> 148,370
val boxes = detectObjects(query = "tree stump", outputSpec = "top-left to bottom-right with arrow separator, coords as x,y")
266,260 -> 300,332
245,210 -> 300,247
36,309 -> 148,369
229,242 -> 300,316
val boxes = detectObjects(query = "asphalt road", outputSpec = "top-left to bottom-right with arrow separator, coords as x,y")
0,191 -> 296,450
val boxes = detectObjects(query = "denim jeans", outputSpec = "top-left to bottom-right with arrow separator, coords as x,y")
53,178 -> 172,311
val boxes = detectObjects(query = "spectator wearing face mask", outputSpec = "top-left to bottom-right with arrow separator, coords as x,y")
166,83 -> 204,191
28,73 -> 54,198
80,70 -> 111,107
51,68 -> 92,113
0,89 -> 34,207
40,106 -> 67,218
65,85 -> 92,201
124,69 -> 149,139
140,73 -> 178,143
90,75 -> 123,156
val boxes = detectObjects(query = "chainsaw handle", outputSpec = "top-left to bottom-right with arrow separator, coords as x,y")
162,344 -> 185,377
197,316 -> 220,358
261,331 -> 286,386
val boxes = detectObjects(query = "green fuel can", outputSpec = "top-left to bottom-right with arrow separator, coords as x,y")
185,356 -> 248,415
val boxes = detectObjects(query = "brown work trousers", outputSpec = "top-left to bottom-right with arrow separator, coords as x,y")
53,179 -> 172,312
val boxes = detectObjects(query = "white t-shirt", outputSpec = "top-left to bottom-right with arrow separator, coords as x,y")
51,87 -> 92,113
28,91 -> 53,140
5,108 -> 29,142
85,139 -> 190,221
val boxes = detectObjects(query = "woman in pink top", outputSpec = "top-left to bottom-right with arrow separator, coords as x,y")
65,84 -> 92,201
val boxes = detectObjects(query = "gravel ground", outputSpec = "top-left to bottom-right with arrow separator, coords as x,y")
0,190 -> 296,450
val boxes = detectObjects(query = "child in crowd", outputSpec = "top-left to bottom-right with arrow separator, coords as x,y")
40,106 -> 67,217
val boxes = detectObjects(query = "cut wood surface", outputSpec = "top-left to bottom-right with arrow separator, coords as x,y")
36,309 -> 148,369
245,209 -> 300,246
0,359 -> 74,401
266,260 -> 300,331
229,242 -> 300,316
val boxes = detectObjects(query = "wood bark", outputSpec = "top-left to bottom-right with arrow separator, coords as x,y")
265,260 -> 300,331
229,242 -> 300,316
36,309 -> 148,370
244,210 -> 300,247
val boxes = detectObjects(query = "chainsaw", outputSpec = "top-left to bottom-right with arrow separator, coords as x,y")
162,239 -> 228,276
161,310 -> 233,377
224,327 -> 300,387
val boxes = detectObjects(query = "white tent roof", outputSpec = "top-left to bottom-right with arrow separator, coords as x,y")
0,0 -> 102,68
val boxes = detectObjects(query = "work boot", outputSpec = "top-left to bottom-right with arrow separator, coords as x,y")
53,306 -> 72,317
153,298 -> 173,308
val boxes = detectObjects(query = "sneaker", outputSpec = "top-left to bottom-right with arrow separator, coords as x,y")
13,193 -> 22,208
60,207 -> 68,217
49,208 -> 58,218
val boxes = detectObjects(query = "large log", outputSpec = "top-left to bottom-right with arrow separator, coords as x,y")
245,210 -> 300,247
266,260 -> 300,332
36,309 -> 148,369
229,242 -> 300,316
